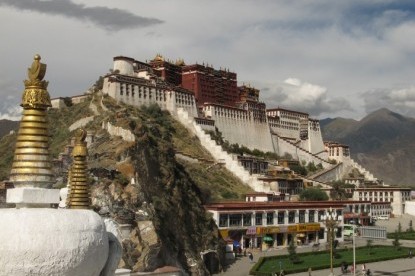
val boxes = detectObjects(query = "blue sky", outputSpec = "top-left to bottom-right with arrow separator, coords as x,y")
1,0 -> 415,120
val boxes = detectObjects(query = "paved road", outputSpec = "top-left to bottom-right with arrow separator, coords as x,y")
375,213 -> 414,233
217,214 -> 415,275
218,244 -> 415,276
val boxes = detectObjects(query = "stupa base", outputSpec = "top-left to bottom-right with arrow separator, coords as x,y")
0,208 -> 109,276
6,187 -> 60,208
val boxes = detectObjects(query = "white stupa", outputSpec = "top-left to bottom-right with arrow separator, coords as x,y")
0,55 -> 120,276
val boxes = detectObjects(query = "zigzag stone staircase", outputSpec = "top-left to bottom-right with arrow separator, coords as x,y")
176,108 -> 270,192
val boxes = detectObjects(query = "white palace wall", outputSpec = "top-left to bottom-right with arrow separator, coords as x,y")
102,76 -> 198,118
273,135 -> 332,169
306,121 -> 326,157
268,122 -> 300,141
203,105 -> 275,153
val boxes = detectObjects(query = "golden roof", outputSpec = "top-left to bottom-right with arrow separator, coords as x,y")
175,58 -> 185,66
153,53 -> 164,62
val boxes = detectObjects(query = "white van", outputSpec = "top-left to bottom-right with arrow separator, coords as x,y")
377,215 -> 389,220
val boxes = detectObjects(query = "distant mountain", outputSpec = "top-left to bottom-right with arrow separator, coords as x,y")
0,119 -> 19,139
321,108 -> 415,186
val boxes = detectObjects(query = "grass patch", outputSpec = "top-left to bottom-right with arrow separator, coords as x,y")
387,231 -> 415,240
177,159 -> 253,202
171,119 -> 212,160
250,245 -> 412,275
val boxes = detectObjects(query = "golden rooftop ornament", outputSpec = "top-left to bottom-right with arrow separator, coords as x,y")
67,129 -> 91,209
8,54 -> 54,188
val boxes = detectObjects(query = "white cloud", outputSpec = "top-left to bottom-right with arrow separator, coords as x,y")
259,78 -> 352,118
362,86 -> 415,117
0,105 -> 21,121
1,1 -> 415,120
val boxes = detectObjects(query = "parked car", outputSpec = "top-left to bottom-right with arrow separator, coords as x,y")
377,215 -> 389,220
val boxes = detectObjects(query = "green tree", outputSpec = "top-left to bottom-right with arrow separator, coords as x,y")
329,181 -> 348,200
290,164 -> 307,176
392,230 -> 401,250
299,187 -> 329,201
408,220 -> 414,232
366,239 -> 373,255
306,162 -> 317,173
288,240 -> 301,263
93,76 -> 104,91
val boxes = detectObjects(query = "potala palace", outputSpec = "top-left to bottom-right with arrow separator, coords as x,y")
100,55 -> 376,191
3,54 -> 412,276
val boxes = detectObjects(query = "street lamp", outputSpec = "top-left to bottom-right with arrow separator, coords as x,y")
322,207 -> 341,276
352,224 -> 357,276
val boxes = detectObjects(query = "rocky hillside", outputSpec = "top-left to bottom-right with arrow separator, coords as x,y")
321,108 -> 415,186
0,119 -> 18,139
0,93 -> 254,274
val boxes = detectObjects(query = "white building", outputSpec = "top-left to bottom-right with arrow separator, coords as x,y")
102,56 -> 198,118
205,200 -> 370,251
352,187 -> 411,217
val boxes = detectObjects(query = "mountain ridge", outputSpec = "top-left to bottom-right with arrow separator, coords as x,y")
321,108 -> 415,186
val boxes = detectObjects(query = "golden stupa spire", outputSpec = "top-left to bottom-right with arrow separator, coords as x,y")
8,54 -> 54,188
66,129 -> 91,209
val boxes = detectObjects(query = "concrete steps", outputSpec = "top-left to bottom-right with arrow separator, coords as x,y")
176,108 -> 269,192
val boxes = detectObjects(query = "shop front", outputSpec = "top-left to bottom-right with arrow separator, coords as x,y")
256,223 -> 321,248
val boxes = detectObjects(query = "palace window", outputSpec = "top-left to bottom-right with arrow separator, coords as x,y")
229,214 -> 242,227
219,214 -> 228,227
255,213 -> 263,225
308,210 -> 315,222
278,211 -> 285,224
243,213 -> 252,226
318,228 -> 325,239
299,210 -> 305,223
266,212 -> 274,225
288,211 -> 296,223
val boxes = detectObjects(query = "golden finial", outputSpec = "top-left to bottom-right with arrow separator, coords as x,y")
22,54 -> 51,109
154,53 -> 164,61
27,54 -> 46,82
175,58 -> 185,66
67,129 -> 91,209
8,54 -> 54,188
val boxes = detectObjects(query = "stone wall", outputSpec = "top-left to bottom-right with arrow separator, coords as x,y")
69,116 -> 94,132
102,121 -> 135,142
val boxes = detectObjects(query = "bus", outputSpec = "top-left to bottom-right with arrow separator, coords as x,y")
343,224 -> 358,239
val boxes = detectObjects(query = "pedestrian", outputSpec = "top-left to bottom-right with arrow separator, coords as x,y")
409,249 -> 413,258
341,261 -> 348,274
361,263 -> 366,275
308,267 -> 312,276
248,252 -> 253,263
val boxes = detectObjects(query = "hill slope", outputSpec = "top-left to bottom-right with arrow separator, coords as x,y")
0,119 -> 18,138
0,93 -> 254,274
321,108 -> 415,186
